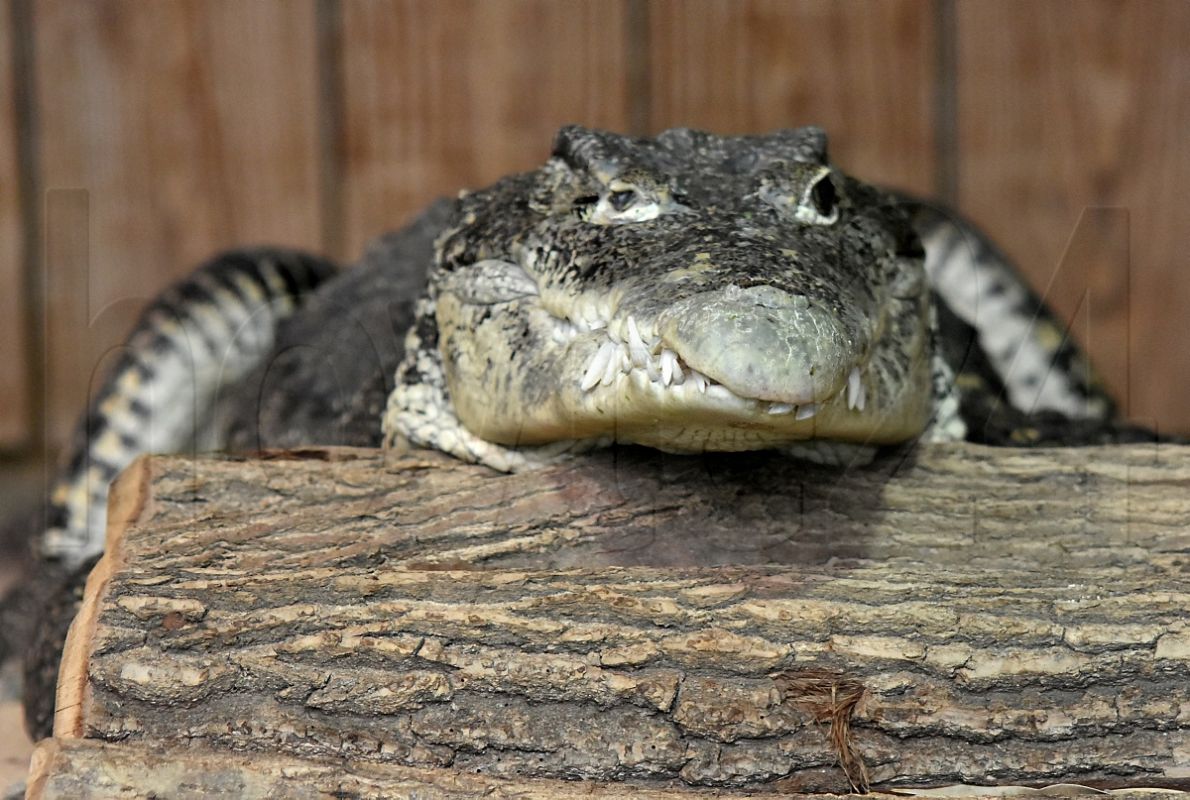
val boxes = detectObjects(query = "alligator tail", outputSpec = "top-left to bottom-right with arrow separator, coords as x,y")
39,248 -> 337,569
912,202 -> 1117,424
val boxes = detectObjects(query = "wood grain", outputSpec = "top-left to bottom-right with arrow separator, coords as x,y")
0,9 -> 30,448
647,0 -> 939,196
53,445 -> 1190,577
338,0 -> 633,260
24,738 -> 810,799
54,445 -> 1190,791
956,0 -> 1190,434
33,740 -> 1179,800
34,0 -> 324,450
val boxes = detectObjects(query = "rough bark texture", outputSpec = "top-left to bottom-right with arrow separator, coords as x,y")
51,444 -> 1190,794
28,739 -> 1184,800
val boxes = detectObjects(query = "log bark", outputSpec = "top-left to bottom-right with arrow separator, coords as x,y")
53,444 -> 1190,794
23,738 -> 1185,800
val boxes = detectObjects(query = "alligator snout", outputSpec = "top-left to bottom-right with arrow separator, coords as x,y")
657,284 -> 864,405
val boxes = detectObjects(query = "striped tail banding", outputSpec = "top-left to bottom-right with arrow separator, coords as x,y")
40,248 -> 337,568
913,203 -> 1116,424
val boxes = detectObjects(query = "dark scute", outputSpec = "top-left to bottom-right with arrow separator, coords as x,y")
216,199 -> 453,451
774,125 -> 829,164
552,125 -> 629,170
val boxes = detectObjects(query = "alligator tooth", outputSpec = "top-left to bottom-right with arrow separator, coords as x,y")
666,349 -> 683,383
847,367 -> 864,411
659,349 -> 684,387
589,301 -> 606,329
552,320 -> 578,343
627,316 -> 651,367
626,316 -> 643,347
605,317 -> 624,344
581,341 -> 617,391
796,403 -> 818,420
634,317 -> 658,349
600,348 -> 620,386
768,403 -> 795,415
690,371 -> 707,393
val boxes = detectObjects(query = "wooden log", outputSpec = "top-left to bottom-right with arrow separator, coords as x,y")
54,444 -> 1190,793
28,739 -> 1183,800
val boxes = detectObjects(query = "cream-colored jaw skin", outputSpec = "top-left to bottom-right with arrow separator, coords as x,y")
436,277 -> 935,453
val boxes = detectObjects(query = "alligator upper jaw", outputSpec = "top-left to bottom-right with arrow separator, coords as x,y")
552,320 -> 884,452
573,315 -> 870,420
554,323 -> 936,452
539,270 -> 937,450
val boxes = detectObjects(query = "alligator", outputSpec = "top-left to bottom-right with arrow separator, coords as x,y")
4,125 -> 1153,738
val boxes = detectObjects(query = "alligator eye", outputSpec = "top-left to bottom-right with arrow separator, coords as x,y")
583,186 -> 669,225
609,190 -> 637,211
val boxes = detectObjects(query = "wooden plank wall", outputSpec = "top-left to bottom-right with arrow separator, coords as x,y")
1,0 -> 1188,458
956,0 -> 1190,434
33,0 -> 325,452
0,3 -> 30,447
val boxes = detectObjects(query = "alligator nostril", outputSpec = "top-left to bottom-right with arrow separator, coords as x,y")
809,173 -> 837,218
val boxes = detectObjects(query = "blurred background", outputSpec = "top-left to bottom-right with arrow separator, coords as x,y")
0,0 -> 1187,775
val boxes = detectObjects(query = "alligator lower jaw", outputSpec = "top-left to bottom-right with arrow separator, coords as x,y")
567,364 -> 906,453
449,332 -> 926,451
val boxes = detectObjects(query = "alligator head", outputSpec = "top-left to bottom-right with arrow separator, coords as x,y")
385,125 -> 940,468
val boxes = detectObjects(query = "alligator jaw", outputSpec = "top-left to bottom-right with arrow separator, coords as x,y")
412,125 -> 939,461
437,274 -> 931,453
550,311 -> 901,454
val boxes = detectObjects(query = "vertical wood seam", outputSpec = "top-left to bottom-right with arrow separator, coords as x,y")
316,0 -> 346,261
625,0 -> 652,136
934,0 -> 958,205
10,0 -> 42,457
